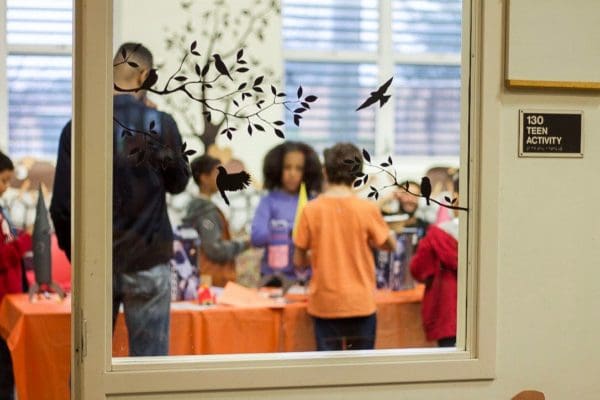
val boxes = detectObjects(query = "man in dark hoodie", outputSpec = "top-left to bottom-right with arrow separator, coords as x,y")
183,154 -> 249,287
50,43 -> 190,356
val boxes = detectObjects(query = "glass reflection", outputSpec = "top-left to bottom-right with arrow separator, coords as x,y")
106,0 -> 463,358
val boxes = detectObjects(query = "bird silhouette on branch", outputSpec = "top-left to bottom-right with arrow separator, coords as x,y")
345,149 -> 468,212
114,44 -> 316,142
162,0 -> 286,150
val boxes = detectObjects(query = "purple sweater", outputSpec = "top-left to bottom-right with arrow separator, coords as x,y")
251,190 -> 303,280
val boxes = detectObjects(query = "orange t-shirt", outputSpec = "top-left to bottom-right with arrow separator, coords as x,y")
294,194 -> 390,318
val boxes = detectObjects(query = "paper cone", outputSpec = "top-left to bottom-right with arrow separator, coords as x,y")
292,182 -> 307,241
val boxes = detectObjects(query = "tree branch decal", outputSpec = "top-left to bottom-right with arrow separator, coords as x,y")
111,19 -> 317,177
346,149 -> 469,212
114,45 -> 316,142
113,117 -> 197,169
162,0 -> 286,149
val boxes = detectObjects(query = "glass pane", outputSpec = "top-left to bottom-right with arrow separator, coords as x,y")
394,64 -> 461,156
104,0 -> 465,361
392,0 -> 462,54
282,0 -> 379,51
7,55 -> 72,159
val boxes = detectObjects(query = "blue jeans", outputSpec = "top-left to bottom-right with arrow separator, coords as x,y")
313,313 -> 377,351
113,263 -> 171,356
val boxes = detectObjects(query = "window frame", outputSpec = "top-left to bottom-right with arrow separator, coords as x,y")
73,0 -> 494,397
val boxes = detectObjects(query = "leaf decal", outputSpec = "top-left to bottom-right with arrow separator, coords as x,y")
362,149 -> 371,162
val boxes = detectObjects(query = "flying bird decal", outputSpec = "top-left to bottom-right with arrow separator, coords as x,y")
216,166 -> 251,206
356,77 -> 394,111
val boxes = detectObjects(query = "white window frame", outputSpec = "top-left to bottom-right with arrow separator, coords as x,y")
73,0 -> 493,397
282,0 -> 462,157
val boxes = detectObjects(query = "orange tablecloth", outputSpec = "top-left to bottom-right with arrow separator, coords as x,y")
0,288 -> 431,400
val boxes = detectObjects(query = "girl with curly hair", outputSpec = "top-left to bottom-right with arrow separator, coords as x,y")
251,141 -> 323,283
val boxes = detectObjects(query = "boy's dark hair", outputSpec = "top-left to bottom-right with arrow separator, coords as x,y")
263,141 -> 323,194
323,142 -> 362,186
190,154 -> 221,187
0,151 -> 14,173
113,42 -> 154,70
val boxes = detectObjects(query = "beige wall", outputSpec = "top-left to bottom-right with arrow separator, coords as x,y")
109,0 -> 600,398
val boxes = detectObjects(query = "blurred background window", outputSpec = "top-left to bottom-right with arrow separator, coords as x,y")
282,0 -> 462,156
5,0 -> 72,160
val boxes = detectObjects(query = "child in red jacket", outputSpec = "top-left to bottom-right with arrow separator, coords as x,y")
410,174 -> 459,347
0,152 -> 32,399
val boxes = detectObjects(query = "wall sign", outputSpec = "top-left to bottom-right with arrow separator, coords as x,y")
518,110 -> 583,158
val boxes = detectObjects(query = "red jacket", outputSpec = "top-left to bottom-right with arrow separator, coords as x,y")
0,211 -> 32,301
409,224 -> 458,341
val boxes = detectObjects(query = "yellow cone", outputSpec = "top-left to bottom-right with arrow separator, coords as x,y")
292,182 -> 308,240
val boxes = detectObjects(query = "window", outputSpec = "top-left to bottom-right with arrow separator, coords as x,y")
5,0 -> 72,159
282,0 -> 462,157
18,1 -> 494,397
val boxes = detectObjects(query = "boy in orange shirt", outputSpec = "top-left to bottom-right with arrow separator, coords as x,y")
293,143 -> 395,351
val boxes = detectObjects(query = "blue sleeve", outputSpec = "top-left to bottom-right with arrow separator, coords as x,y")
250,195 -> 271,247
197,208 -> 245,263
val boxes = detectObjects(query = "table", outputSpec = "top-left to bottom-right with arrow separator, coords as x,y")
0,288 -> 432,400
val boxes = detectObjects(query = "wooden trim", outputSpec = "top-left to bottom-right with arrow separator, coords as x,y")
72,0 -> 113,398
506,79 -> 600,90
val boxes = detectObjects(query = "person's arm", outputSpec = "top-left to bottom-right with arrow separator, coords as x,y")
409,232 -> 437,283
292,208 -> 311,271
197,209 -> 247,264
159,114 -> 190,194
293,247 -> 309,270
0,233 -> 32,272
381,230 -> 396,251
250,196 -> 271,247
368,204 -> 396,251
49,121 -> 72,260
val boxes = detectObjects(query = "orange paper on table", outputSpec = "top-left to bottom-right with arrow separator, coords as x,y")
218,282 -> 281,308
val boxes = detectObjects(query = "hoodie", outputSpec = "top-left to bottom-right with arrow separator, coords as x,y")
182,197 -> 246,287
409,220 -> 458,341
50,95 -> 190,271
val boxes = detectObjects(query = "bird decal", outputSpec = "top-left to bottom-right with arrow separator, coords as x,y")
216,165 -> 251,206
420,176 -> 432,206
212,54 -> 233,81
356,77 -> 394,111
